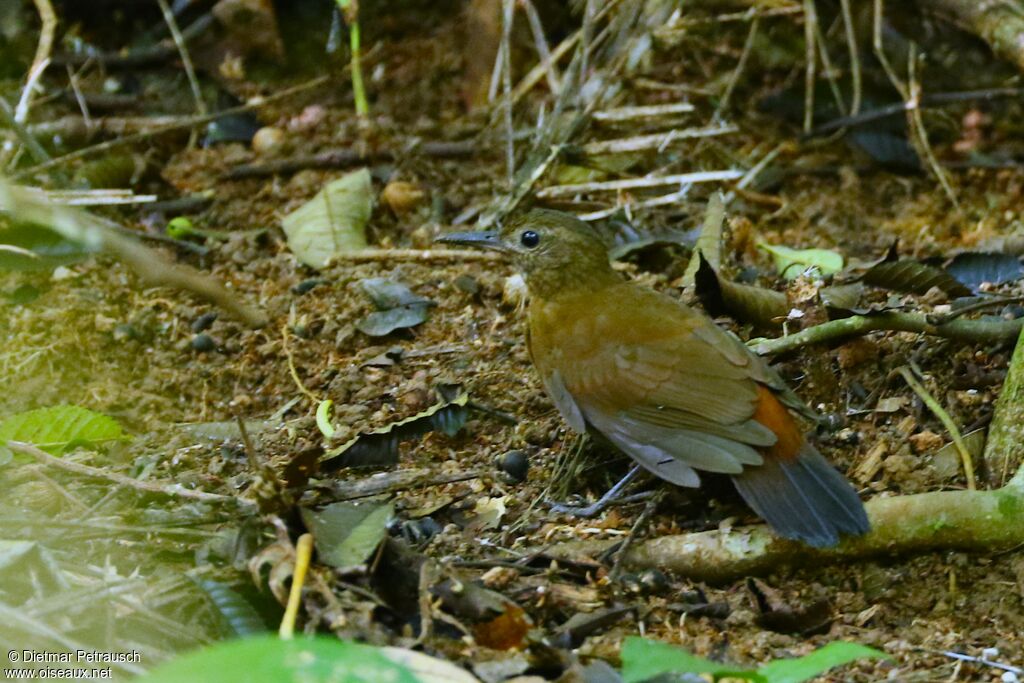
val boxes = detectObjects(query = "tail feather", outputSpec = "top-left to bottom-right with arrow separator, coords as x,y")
731,443 -> 869,547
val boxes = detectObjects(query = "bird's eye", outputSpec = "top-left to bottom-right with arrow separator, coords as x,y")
520,230 -> 540,248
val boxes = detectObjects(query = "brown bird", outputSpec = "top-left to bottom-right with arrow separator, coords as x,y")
438,209 -> 869,547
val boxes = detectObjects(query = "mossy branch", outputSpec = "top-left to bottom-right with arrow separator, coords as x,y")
749,312 -> 1022,356
550,481 -> 1024,583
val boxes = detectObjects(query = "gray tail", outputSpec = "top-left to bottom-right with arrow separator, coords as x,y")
730,443 -> 869,548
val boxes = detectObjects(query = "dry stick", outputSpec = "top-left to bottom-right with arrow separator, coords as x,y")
521,0 -> 561,92
580,125 -> 738,155
7,441 -> 256,510
907,46 -> 958,207
802,0 -> 817,134
16,0 -> 56,122
839,0 -> 861,115
897,366 -> 976,490
501,0 -> 516,183
748,312 -> 1023,356
810,87 -> 1024,136
155,0 -> 207,150
12,76 -> 329,180
716,13 -> 760,118
536,169 -> 744,198
0,96 -> 51,164
328,247 -> 504,263
324,468 -> 483,503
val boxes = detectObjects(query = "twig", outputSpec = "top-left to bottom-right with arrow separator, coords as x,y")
16,0 -> 57,123
51,13 -> 215,68
839,0 -> 861,116
576,186 -> 691,221
716,12 -> 760,117
501,0 -> 516,183
520,0 -> 560,92
802,0 -> 817,133
749,312 -> 1023,356
536,169 -> 743,198
7,441 -> 256,510
897,366 -> 976,490
907,45 -> 958,206
926,295 -> 1024,324
609,490 -> 663,582
580,124 -> 737,155
323,468 -> 483,502
809,87 -> 1024,137
225,139 -> 477,179
592,102 -> 695,122
282,323 -> 320,404
13,76 -> 329,180
0,96 -> 51,164
155,0 -> 207,146
327,247 -> 504,264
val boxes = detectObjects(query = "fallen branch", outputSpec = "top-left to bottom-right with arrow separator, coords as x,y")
550,473 -> 1024,583
749,312 -> 1022,356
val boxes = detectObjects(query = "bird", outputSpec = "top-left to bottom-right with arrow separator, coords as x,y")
437,208 -> 870,547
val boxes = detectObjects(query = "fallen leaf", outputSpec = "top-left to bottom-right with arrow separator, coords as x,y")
301,501 -> 394,571
758,241 -> 843,281
281,168 -> 373,269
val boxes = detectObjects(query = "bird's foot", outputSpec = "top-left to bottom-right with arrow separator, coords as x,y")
547,465 -> 646,518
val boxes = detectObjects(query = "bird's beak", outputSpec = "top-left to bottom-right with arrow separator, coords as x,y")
435,230 -> 507,251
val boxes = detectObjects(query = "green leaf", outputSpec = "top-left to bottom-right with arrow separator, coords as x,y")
0,223 -> 95,271
301,501 -> 394,570
282,168 -> 373,269
757,642 -> 888,683
0,405 -> 126,454
758,242 -> 843,281
140,635 -> 420,683
620,637 -> 765,683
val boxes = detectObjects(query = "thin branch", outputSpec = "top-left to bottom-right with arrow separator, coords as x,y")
802,0 -> 818,133
328,247 -> 504,263
536,169 -> 743,198
155,0 -> 207,149
7,441 -> 256,510
839,0 -> 861,115
16,0 -> 57,123
13,76 -> 329,180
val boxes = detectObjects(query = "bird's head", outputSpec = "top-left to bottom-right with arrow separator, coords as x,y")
436,209 -> 618,299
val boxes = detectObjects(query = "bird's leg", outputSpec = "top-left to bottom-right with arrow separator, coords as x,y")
548,464 -> 644,518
